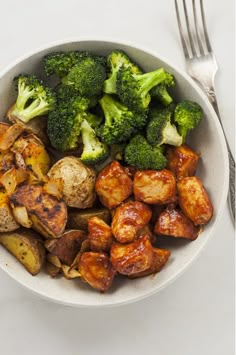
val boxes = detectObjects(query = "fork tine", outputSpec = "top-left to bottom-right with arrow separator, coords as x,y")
175,0 -> 191,59
200,0 -> 212,52
192,0 -> 205,55
182,0 -> 198,57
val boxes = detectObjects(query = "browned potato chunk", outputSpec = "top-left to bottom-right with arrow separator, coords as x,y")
88,217 -> 113,252
134,169 -> 176,205
67,208 -> 111,231
0,123 -> 24,151
166,144 -> 199,179
111,201 -> 152,243
95,160 -> 133,209
10,184 -> 67,238
110,235 -> 153,275
44,229 -> 87,265
79,252 -> 116,292
154,208 -> 199,240
129,247 -> 171,278
177,176 -> 213,225
0,229 -> 45,275
0,150 -> 15,174
0,191 -> 19,232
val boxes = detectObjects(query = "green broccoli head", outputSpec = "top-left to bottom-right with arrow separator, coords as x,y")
98,94 -> 136,144
103,50 -> 142,94
116,66 -> 168,112
47,96 -> 88,151
11,74 -> 55,123
80,118 -> 109,165
150,73 -> 175,106
174,100 -> 203,142
124,134 -> 167,170
61,56 -> 107,97
55,85 -> 98,108
146,106 -> 182,147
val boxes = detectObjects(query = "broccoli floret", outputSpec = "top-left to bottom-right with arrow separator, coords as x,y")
146,106 -> 182,147
103,50 -> 142,94
151,73 -> 175,106
47,96 -> 89,151
116,66 -> 169,112
55,85 -> 98,108
98,94 -> 137,144
174,100 -> 203,142
124,134 -> 167,170
61,56 -> 106,97
11,75 -> 55,123
80,118 -> 109,165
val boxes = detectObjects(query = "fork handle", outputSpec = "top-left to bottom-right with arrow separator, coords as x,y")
204,85 -> 235,223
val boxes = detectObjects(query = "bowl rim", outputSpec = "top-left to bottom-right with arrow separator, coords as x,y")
0,37 -> 230,307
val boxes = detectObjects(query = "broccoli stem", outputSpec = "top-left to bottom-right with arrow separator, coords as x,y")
136,68 -> 167,98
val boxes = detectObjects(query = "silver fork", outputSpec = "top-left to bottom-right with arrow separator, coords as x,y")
175,0 -> 235,223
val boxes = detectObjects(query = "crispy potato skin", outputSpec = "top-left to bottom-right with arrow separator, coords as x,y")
110,235 -> 153,275
154,208 -> 199,240
79,252 -> 116,292
48,156 -> 96,209
0,228 -> 45,275
111,201 -> 152,243
134,169 -> 176,205
95,161 -> 133,209
45,230 -> 87,265
10,184 -> 67,238
88,217 -> 113,252
129,247 -> 171,278
177,176 -> 213,225
166,144 -> 199,179
0,191 -> 19,232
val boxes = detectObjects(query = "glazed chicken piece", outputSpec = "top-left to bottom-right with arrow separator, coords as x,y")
110,235 -> 153,275
129,247 -> 171,278
95,160 -> 133,209
88,216 -> 113,252
111,201 -> 152,243
154,208 -> 199,240
134,169 -> 176,205
177,176 -> 213,225
166,144 -> 199,179
78,251 -> 116,292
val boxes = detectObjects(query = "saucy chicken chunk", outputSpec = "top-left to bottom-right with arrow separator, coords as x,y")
111,201 -> 152,243
166,144 -> 199,179
78,251 -> 116,292
88,216 -> 113,252
177,176 -> 213,225
110,235 -> 153,275
95,161 -> 133,209
134,169 -> 176,205
154,208 -> 199,240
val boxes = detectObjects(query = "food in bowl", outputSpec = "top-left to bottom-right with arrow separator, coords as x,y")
0,47 -> 214,294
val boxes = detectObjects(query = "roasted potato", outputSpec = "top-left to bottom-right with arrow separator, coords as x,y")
154,208 -> 199,240
44,229 -> 87,265
67,207 -> 111,231
111,201 -> 152,243
129,247 -> 171,278
10,184 -> 67,238
88,217 -> 113,252
0,150 -> 15,175
79,251 -> 116,292
0,123 -> 24,151
0,190 -> 19,232
134,169 -> 177,205
0,228 -> 45,275
166,144 -> 199,179
48,156 -> 96,208
110,235 -> 153,276
95,160 -> 133,209
177,176 -> 213,225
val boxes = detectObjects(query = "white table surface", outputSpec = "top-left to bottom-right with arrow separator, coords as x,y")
0,1 -> 235,354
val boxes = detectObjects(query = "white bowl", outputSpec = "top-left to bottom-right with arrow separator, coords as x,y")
0,39 -> 229,307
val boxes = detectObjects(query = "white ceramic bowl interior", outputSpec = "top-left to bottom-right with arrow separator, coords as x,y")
0,39 -> 229,307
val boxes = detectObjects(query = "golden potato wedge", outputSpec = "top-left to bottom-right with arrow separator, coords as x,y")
67,208 -> 111,231
0,191 -> 19,232
0,123 -> 24,151
10,184 -> 67,238
0,228 -> 45,275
